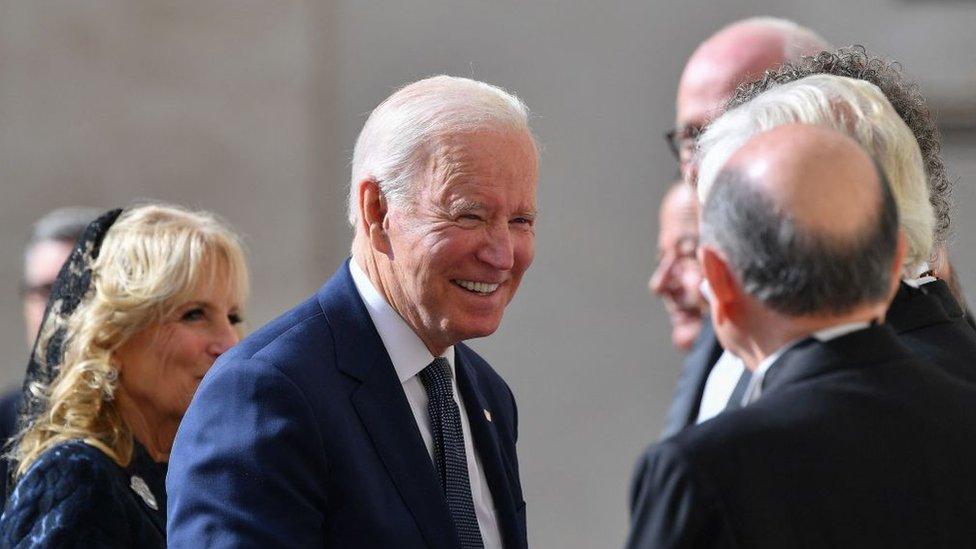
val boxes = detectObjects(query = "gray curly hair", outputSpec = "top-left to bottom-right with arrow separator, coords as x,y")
726,46 -> 951,248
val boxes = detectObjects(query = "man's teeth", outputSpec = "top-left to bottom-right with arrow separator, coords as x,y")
454,280 -> 500,294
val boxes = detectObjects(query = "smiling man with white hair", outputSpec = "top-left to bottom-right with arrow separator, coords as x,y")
169,75 -> 537,548
695,73 -> 976,384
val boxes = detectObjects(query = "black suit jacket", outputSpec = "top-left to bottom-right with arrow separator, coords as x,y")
628,325 -> 976,548
887,280 -> 976,383
659,280 -> 976,440
168,261 -> 527,548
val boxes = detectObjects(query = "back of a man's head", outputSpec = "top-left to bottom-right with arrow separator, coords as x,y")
726,46 -> 950,248
673,17 -> 829,183
697,74 -> 932,277
700,124 -> 900,319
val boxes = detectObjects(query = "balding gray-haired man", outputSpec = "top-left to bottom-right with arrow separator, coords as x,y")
629,123 -> 976,548
697,73 -> 976,386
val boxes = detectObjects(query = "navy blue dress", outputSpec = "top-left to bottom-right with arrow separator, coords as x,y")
0,440 -> 166,548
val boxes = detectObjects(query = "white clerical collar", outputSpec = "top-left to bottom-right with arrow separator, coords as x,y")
741,320 -> 872,406
349,259 -> 455,383
902,261 -> 937,289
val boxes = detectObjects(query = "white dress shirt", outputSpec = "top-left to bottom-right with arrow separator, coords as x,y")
694,275 -> 914,419
695,279 -> 746,424
903,262 -> 937,289
350,260 -> 502,549
695,351 -> 744,424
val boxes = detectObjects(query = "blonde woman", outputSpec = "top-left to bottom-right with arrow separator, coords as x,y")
0,204 -> 249,547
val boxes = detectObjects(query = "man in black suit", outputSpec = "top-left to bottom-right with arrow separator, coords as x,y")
659,17 -> 830,437
628,123 -> 976,548
697,69 -> 976,386
1,207 -> 98,506
725,46 -> 976,331
650,183 -> 725,439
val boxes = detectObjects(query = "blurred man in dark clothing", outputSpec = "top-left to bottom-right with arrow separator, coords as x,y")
1,207 -> 98,506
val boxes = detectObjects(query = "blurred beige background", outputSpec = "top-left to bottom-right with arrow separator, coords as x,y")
1,1 -> 974,546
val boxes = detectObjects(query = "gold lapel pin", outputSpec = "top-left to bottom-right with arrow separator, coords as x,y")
484,409 -> 492,422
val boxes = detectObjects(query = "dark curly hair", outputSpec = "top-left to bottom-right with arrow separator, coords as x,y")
726,46 -> 951,247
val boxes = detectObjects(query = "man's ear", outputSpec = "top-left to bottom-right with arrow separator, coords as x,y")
358,178 -> 393,257
887,231 -> 908,302
699,244 -> 739,326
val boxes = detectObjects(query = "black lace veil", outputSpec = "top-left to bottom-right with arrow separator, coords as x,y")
9,208 -> 123,489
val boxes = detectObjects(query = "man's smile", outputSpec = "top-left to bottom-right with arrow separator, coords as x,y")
452,279 -> 501,295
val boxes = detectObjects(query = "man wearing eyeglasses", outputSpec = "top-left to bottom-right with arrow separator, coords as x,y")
657,17 -> 828,439
667,17 -> 828,187
1,207 -> 98,506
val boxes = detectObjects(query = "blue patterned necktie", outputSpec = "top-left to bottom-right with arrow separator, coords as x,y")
419,357 -> 485,549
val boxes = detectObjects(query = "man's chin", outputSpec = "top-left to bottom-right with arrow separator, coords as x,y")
671,321 -> 703,352
443,316 -> 503,345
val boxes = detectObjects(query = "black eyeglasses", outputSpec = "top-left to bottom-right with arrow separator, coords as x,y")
664,124 -> 703,163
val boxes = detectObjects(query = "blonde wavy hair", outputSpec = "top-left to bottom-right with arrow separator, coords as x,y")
12,203 -> 249,477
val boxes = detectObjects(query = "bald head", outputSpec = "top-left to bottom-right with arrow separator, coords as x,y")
674,18 -> 828,184
725,124 -> 881,240
700,124 -> 901,317
677,18 -> 828,129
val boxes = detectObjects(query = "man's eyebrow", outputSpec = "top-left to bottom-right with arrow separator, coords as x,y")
450,200 -> 487,214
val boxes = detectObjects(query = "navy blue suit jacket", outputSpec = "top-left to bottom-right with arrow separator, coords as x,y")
167,261 -> 527,548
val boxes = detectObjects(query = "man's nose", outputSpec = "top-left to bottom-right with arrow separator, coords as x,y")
649,260 -> 672,296
477,224 -> 515,270
681,157 -> 699,189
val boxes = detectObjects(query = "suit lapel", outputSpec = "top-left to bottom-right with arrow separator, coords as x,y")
454,345 -> 523,549
762,325 -> 908,397
925,280 -> 965,318
887,281 -> 956,333
319,261 -> 457,549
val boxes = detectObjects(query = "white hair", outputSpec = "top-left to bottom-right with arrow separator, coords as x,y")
733,16 -> 831,59
696,74 -> 935,274
348,75 -> 533,226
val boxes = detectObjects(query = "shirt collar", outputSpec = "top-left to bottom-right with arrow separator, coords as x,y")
349,259 -> 455,383
903,261 -> 936,288
811,321 -> 872,342
741,320 -> 872,406
741,337 -> 803,406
